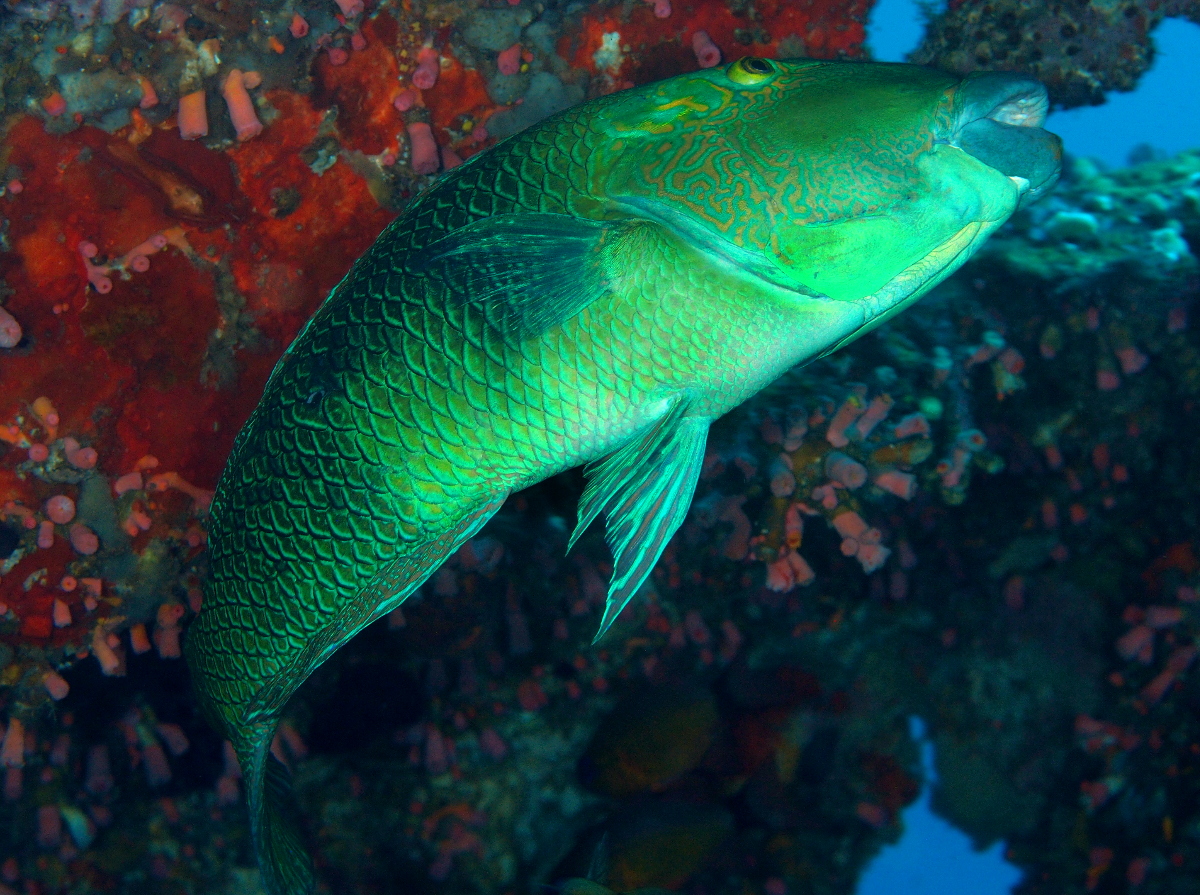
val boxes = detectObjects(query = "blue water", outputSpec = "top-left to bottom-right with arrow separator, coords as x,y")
1047,18 -> 1200,167
856,719 -> 1023,895
865,0 -> 933,62
867,0 -> 1200,167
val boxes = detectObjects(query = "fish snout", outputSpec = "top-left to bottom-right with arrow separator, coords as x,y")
953,73 -> 1063,209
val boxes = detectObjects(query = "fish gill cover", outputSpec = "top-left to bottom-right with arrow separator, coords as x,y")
0,1 -> 1196,894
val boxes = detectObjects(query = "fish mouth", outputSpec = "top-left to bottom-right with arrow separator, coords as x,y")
948,73 -> 1063,208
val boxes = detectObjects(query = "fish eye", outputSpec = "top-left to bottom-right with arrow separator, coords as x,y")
728,56 -> 774,85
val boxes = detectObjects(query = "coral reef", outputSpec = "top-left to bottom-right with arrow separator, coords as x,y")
910,0 -> 1200,108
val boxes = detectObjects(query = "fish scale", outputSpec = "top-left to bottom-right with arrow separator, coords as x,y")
185,58 -> 1060,894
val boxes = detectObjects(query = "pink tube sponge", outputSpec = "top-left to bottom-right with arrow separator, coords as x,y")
178,90 -> 208,140
69,523 -> 99,555
873,469 -> 916,500
44,495 -> 76,524
222,69 -> 263,141
394,88 -> 418,112
42,92 -> 67,117
138,76 -> 159,109
692,30 -> 721,68
825,396 -> 864,447
334,0 -> 364,16
121,234 -> 168,272
892,412 -> 930,439
825,451 -> 867,489
62,437 -> 98,470
0,305 -> 20,348
851,394 -> 893,440
412,46 -> 439,90
832,510 -> 868,541
407,122 -> 439,175
1,718 -> 25,767
497,43 -> 522,76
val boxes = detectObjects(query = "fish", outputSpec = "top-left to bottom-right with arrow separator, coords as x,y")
557,830 -> 681,895
184,57 -> 1061,895
581,684 -> 719,797
584,800 -> 733,890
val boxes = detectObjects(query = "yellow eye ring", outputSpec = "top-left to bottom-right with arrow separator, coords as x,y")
728,56 -> 775,85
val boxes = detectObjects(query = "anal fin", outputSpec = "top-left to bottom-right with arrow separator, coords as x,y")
568,400 -> 709,640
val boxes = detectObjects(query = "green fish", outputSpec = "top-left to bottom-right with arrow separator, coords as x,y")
185,57 -> 1060,894
557,830 -> 676,895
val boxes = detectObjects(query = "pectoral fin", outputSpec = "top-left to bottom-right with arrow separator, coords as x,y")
569,400 -> 710,640
415,213 -> 632,339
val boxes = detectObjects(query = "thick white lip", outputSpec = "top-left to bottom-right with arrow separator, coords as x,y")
989,90 -> 1050,128
1009,175 -> 1031,195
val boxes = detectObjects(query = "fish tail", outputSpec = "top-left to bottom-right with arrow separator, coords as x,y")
240,724 -> 315,895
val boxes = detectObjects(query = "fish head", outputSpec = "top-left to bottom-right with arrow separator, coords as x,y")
598,58 -> 1061,349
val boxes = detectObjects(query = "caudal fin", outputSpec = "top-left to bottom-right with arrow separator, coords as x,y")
242,729 -> 315,895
